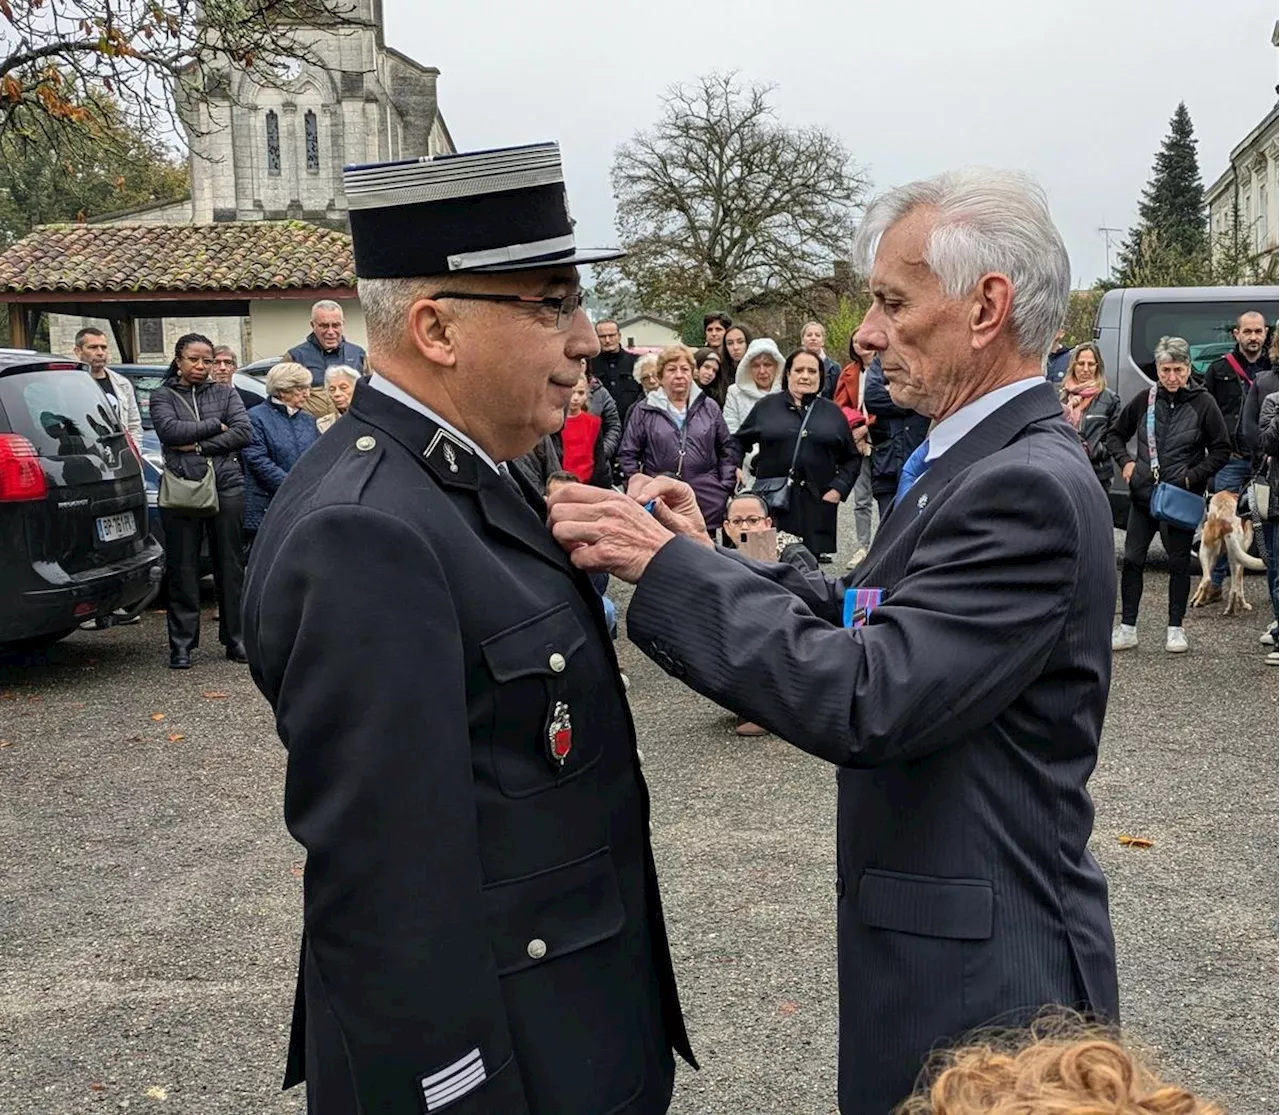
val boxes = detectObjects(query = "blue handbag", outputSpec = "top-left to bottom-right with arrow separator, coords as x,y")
1145,386 -> 1205,532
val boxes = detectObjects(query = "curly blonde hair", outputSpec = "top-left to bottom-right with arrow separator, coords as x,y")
896,1029 -> 1222,1115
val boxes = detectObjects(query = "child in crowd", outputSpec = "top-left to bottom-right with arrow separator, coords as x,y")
557,371 -> 610,487
545,470 -> 617,640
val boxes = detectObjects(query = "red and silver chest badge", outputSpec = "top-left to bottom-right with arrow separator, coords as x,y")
547,701 -> 573,768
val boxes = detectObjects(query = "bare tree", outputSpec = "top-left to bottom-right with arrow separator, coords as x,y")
0,0 -> 369,155
597,73 -> 869,319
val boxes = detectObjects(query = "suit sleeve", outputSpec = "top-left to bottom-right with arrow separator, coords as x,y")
248,506 -> 531,1114
627,464 -> 1081,767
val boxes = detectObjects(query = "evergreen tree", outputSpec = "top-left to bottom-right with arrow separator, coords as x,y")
1113,102 -> 1208,286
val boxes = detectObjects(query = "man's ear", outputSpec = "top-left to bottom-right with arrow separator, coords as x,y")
406,297 -> 459,367
969,273 -> 1015,352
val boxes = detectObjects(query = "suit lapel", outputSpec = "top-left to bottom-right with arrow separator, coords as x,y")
859,383 -> 1065,576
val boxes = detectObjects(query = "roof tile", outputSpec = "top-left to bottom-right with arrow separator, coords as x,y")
0,220 -> 356,294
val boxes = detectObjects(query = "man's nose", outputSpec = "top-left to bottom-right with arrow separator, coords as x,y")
854,309 -> 888,351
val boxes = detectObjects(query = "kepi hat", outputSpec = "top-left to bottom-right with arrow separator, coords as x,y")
343,142 -> 622,278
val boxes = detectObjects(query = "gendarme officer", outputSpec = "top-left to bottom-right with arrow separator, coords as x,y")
243,143 -> 694,1115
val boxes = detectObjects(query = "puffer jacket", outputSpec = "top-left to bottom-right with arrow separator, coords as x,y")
1260,393 -> 1278,520
863,355 -> 930,498
722,338 -> 784,434
618,386 -> 738,529
243,398 -> 321,531
149,376 -> 252,494
1105,380 -> 1231,506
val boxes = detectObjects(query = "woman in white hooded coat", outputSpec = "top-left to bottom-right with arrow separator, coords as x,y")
722,337 -> 785,434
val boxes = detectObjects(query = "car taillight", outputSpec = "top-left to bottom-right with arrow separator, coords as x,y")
0,434 -> 49,501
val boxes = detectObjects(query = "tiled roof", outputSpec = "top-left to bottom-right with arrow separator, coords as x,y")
0,220 -> 356,294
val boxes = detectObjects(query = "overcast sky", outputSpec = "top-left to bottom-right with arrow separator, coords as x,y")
389,0 -> 1277,290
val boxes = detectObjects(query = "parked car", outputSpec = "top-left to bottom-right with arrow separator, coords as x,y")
110,365 -> 265,542
1093,284 -> 1278,526
0,352 -> 164,649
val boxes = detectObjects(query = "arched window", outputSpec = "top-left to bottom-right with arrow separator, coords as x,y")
305,110 -> 319,172
266,110 -> 281,174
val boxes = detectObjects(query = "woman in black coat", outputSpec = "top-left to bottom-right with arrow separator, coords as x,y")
735,348 -> 860,561
150,332 -> 253,669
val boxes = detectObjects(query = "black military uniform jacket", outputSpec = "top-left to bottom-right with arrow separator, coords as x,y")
242,380 -> 693,1115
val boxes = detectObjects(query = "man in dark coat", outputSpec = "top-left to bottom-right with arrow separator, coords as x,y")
1200,310 -> 1272,601
548,169 -> 1119,1115
286,299 -> 368,387
243,143 -> 693,1115
590,319 -> 642,424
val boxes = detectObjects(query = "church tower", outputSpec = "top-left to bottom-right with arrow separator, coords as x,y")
181,0 -> 453,229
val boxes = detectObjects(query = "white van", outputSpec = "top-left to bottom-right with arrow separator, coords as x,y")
1093,284 -> 1277,524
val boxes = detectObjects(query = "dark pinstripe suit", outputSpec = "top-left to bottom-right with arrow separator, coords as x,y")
626,383 -> 1119,1114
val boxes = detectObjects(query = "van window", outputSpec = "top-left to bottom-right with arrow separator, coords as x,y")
0,370 -> 125,460
1129,301 -> 1268,377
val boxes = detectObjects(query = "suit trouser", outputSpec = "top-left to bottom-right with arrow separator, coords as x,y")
1120,502 -> 1193,626
1210,456 -> 1253,585
161,490 -> 245,655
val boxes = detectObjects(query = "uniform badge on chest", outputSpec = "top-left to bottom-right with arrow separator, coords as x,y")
546,700 -> 573,768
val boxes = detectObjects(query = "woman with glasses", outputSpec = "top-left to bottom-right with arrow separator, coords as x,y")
149,332 -> 253,669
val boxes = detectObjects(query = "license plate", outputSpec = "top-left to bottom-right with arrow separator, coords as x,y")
96,512 -> 137,543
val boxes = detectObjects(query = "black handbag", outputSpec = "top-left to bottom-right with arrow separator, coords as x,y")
751,403 -> 815,517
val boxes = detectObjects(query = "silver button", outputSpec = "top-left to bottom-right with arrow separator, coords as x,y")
548,652 -> 566,673
355,435 -> 376,451
526,938 -> 547,960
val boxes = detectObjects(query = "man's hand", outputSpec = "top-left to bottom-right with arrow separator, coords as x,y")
625,474 -> 712,543
1122,462 -> 1136,482
822,489 -> 842,504
547,483 -> 677,584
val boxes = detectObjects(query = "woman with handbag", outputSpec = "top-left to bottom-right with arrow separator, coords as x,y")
150,332 -> 253,669
1105,335 -> 1230,654
618,344 -> 737,536
734,349 -> 860,563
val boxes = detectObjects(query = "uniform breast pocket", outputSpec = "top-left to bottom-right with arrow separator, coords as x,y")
481,603 -> 598,797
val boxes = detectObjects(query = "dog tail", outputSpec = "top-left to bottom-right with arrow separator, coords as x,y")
1227,531 -> 1267,571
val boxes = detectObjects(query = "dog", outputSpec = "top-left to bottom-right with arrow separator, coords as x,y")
1190,490 -> 1266,615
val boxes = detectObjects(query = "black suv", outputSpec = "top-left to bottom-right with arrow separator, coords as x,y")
0,352 -> 164,649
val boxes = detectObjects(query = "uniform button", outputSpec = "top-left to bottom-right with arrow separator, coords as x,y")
355,435 -> 376,451
548,652 -> 566,673
526,938 -> 547,960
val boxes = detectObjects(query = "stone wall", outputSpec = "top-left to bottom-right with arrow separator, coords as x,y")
48,314 -> 250,366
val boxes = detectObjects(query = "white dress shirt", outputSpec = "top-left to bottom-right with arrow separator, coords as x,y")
925,376 -> 1044,463
367,373 -> 499,473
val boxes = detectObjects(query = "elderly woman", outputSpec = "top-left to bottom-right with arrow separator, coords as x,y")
243,362 -> 320,544
317,364 -> 360,433
150,332 -> 253,668
1060,343 -> 1120,489
1106,335 -> 1230,654
632,352 -> 660,396
722,337 -> 785,434
735,348 -> 860,562
619,343 -> 737,534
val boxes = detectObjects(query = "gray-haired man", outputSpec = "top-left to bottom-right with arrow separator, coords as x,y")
288,299 -> 367,386
549,168 -> 1119,1114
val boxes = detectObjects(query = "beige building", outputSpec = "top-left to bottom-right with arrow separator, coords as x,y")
48,0 -> 452,363
1207,102 -> 1279,280
616,315 -> 682,349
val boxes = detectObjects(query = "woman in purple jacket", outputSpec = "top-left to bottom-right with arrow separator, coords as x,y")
619,344 -> 738,534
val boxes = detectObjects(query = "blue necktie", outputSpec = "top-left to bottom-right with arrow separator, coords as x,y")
893,438 -> 931,507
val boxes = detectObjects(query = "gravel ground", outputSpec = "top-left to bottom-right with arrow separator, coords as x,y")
0,519 -> 1275,1115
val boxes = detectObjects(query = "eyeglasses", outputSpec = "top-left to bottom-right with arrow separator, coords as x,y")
430,289 -> 588,331
727,515 -> 767,528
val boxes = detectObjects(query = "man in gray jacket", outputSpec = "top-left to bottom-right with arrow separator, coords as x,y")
549,169 -> 1118,1115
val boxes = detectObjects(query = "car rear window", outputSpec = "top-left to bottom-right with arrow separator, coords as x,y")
1129,300 -> 1268,377
0,369 -> 126,459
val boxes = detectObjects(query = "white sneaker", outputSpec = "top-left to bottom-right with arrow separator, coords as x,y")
1111,624 -> 1138,651
1261,625 -> 1278,646
1267,650 -> 1279,666
846,546 -> 869,570
1165,626 -> 1189,653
